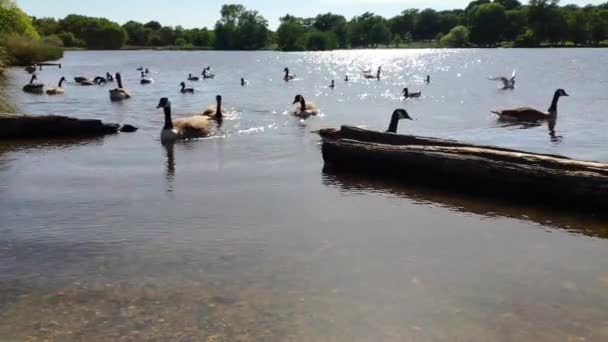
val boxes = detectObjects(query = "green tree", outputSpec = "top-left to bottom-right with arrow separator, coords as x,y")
440,25 -> 470,47
589,10 -> 608,45
495,0 -> 522,10
528,0 -> 560,42
370,21 -> 391,47
123,21 -> 148,46
567,10 -> 589,45
143,21 -> 162,31
389,9 -> 417,39
503,9 -> 527,40
468,3 -> 506,46
33,17 -> 59,36
0,2 -> 39,38
414,9 -> 442,40
277,18 -> 307,51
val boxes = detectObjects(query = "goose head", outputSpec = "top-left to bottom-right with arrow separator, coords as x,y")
284,67 -> 289,73
157,97 -> 171,109
387,109 -> 413,133
555,89 -> 569,97
216,95 -> 222,105
180,82 -> 186,87
292,94 -> 304,105
402,88 -> 409,96
59,76 -> 66,83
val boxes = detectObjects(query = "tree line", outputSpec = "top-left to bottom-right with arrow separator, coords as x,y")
15,0 -> 608,51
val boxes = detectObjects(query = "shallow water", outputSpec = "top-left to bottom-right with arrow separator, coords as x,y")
1,49 -> 608,341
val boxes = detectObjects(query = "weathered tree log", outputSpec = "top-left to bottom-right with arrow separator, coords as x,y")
319,126 -> 608,210
0,114 -> 120,139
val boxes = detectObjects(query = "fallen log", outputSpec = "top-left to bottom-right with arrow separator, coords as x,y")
318,126 -> 608,210
0,113 -> 120,139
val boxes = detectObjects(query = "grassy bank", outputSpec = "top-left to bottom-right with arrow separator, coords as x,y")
0,48 -> 15,114
0,35 -> 63,66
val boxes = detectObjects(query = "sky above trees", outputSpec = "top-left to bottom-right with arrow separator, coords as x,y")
18,0 -> 606,29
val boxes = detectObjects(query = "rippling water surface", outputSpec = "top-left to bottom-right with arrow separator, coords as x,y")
1,49 -> 608,341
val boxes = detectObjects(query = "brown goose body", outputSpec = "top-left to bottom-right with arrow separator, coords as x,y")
158,98 -> 213,142
492,89 -> 569,122
202,95 -> 227,119
292,95 -> 319,119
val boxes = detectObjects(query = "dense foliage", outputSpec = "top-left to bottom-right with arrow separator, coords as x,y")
0,0 -> 62,65
7,0 -> 608,51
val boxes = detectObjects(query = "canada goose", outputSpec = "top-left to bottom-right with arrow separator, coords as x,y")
109,73 -> 132,102
188,73 -> 200,81
202,69 -> 215,79
492,89 -> 569,122
22,74 -> 44,94
157,97 -> 213,142
403,88 -> 422,99
74,76 -> 92,84
283,68 -> 295,81
94,76 -> 107,85
386,109 -> 413,133
425,75 -> 431,84
292,94 -> 319,119
136,66 -> 144,71
364,67 -> 381,80
489,70 -> 516,90
120,124 -> 138,133
180,82 -> 194,93
345,75 -> 349,82
329,80 -> 335,89
241,78 -> 248,86
140,72 -> 153,84
202,95 -> 226,120
46,77 -> 66,95
145,68 -> 150,75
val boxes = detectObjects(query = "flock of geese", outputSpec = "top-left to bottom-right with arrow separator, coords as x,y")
20,63 -> 568,143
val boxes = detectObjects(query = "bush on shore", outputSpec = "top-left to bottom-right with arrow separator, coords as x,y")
0,34 -> 63,66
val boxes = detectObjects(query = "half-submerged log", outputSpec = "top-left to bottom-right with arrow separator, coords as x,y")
318,126 -> 608,210
0,114 -> 120,139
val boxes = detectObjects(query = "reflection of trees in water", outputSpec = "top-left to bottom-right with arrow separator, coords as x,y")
322,167 -> 608,237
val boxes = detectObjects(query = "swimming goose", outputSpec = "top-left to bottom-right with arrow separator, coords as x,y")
344,75 -> 349,82
241,78 -> 248,86
140,71 -> 153,84
364,67 -> 381,80
157,97 -> 213,142
386,109 -> 414,133
94,76 -> 107,85
46,77 -> 66,95
202,69 -> 215,79
74,76 -> 92,84
329,80 -> 335,89
425,75 -> 431,84
188,73 -> 200,81
22,74 -> 44,94
202,95 -> 226,120
489,70 -> 516,90
402,87 -> 422,99
109,73 -> 132,102
136,66 -> 144,71
292,94 -> 319,119
283,68 -> 295,81
180,82 -> 194,93
492,89 -> 569,122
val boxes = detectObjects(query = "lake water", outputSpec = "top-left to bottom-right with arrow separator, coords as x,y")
1,49 -> 608,341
